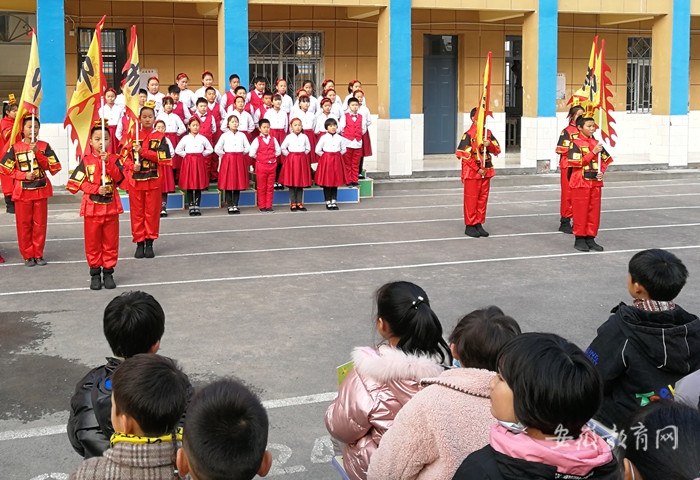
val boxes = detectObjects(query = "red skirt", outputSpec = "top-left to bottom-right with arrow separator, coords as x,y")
160,163 -> 175,193
166,133 -> 181,169
362,131 -> 372,157
315,151 -> 344,187
279,152 -> 311,187
270,128 -> 286,147
304,129 -> 318,163
179,153 -> 209,190
218,152 -> 249,191
107,125 -> 118,154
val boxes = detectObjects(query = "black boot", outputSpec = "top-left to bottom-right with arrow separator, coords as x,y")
134,242 -> 145,258
475,223 -> 489,237
585,236 -> 604,251
103,267 -> 116,289
465,225 -> 480,238
574,236 -> 589,252
90,267 -> 102,290
4,195 -> 14,214
559,217 -> 573,234
144,239 -> 155,258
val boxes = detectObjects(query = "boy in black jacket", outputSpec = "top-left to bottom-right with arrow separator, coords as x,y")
585,249 -> 700,430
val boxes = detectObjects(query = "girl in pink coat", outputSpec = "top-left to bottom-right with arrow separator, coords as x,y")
367,306 -> 521,480
325,281 -> 452,480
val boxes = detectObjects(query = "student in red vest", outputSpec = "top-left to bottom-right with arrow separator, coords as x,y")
568,116 -> 613,252
554,105 -> 584,234
455,107 -> 501,238
249,118 -> 281,213
339,97 -> 367,187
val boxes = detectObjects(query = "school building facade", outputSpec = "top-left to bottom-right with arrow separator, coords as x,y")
0,0 -> 698,186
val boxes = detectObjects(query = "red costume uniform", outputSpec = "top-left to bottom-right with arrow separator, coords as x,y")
555,123 -> 578,219
66,152 -> 124,269
121,127 -> 169,243
567,136 -> 613,238
0,139 -> 62,261
456,124 -> 501,227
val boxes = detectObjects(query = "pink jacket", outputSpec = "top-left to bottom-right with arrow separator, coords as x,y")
325,345 -> 446,480
367,368 -> 496,480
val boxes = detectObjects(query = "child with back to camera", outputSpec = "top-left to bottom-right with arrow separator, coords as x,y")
325,281 -> 452,480
368,306 -> 521,480
585,248 -> 700,431
452,333 -> 618,480
176,379 -> 273,480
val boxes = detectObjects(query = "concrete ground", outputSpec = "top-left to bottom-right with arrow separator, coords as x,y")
1,170 -> 699,480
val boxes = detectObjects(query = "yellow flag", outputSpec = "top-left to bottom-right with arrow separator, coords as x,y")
120,25 -> 141,150
475,51 -> 492,150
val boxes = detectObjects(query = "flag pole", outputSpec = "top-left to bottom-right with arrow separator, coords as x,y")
30,112 -> 35,172
101,97 -> 106,186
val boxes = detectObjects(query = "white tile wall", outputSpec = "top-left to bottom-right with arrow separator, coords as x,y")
376,118 -> 413,176
39,123 -> 71,187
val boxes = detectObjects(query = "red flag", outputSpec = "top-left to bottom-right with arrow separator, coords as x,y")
64,15 -> 106,158
119,25 -> 140,151
475,52 -> 493,150
2,30 -> 42,157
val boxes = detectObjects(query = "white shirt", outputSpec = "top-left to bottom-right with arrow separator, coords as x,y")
264,108 -> 289,131
179,89 -> 197,111
163,137 -> 175,157
254,105 -> 273,126
175,133 -> 213,157
358,104 -> 372,127
291,109 -> 316,131
99,103 -> 124,127
281,132 -> 311,155
222,108 -> 255,134
214,130 -> 250,156
156,112 -> 186,135
279,94 -> 294,114
249,135 -> 281,160
314,113 -> 338,134
343,93 -> 366,111
194,87 -> 221,104
147,92 -> 165,115
315,132 -> 347,157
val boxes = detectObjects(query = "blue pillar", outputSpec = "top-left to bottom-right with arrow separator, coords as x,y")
537,0 -> 557,117
223,0 -> 249,89
389,1 -> 411,119
36,0 -> 66,123
670,0 -> 690,115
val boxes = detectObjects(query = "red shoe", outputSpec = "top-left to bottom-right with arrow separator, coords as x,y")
0,255 -> 4,263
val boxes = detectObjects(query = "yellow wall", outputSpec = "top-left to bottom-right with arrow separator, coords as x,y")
690,16 -> 700,110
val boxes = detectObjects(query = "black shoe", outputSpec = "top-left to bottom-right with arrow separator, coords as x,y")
35,257 -> 47,266
326,202 -> 332,210
24,258 -> 35,267
358,174 -> 365,180
475,224 -> 489,237
102,268 -> 116,289
144,239 -> 155,258
160,209 -> 168,217
331,201 -> 339,210
135,242 -> 145,258
464,225 -> 480,238
232,206 -> 240,214
90,267 -> 102,290
586,236 -> 604,251
189,207 -> 196,216
574,236 -> 589,252
297,204 -> 307,211
290,204 -> 298,211
194,208 -> 202,216
558,217 -> 573,234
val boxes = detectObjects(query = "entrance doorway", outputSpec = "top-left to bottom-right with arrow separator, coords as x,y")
505,36 -> 522,148
423,35 -> 457,155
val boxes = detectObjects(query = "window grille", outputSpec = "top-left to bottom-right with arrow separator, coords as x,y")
626,37 -> 652,113
77,28 -> 127,92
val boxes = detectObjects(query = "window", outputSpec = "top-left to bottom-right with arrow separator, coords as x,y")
77,28 -> 127,92
627,37 -> 652,113
0,13 -> 33,44
248,31 -> 324,95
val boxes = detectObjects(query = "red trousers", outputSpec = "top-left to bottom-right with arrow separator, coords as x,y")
343,147 -> 362,184
255,162 -> 277,209
559,158 -> 572,218
206,154 -> 218,182
84,214 -> 120,268
129,188 -> 160,242
463,178 -> 491,225
1,175 -> 13,196
15,198 -> 48,260
571,186 -> 602,237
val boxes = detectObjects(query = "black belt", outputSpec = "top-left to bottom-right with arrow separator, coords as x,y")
583,171 -> 598,179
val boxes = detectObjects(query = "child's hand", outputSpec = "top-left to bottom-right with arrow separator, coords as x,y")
133,161 -> 141,172
592,144 -> 603,154
596,172 -> 604,180
98,185 -> 108,195
25,171 -> 36,181
30,142 -> 38,153
483,139 -> 491,148
477,169 -> 486,176
133,144 -> 142,154
100,152 -> 109,162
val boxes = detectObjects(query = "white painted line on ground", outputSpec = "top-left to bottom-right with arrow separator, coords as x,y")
2,243 -> 699,296
0,391 -> 338,442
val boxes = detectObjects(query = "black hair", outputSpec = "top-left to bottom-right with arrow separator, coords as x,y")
161,96 -> 174,106
470,107 -> 478,118
229,73 -> 240,82
302,79 -> 313,88
183,379 -> 269,480
196,97 -> 208,106
168,84 -> 181,94
324,118 -> 338,129
567,105 -> 584,120
375,281 -> 452,365
498,333 -> 602,436
138,88 -> 147,96
347,97 -> 359,106
628,249 -> 688,301
449,306 -> 521,371
140,106 -> 155,117
619,400 -> 700,480
3,102 -> 17,117
21,115 -> 40,131
112,354 -> 189,437
576,116 -> 595,128
89,123 -> 110,138
253,76 -> 267,85
205,87 -> 216,94
272,93 -> 282,101
258,118 -> 270,127
263,90 -> 273,97
103,290 -> 165,358
234,86 -> 247,95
